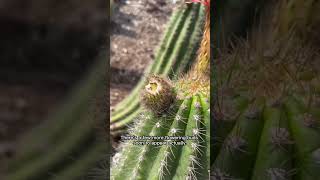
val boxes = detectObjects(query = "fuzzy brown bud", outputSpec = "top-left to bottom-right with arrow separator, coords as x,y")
141,75 -> 176,115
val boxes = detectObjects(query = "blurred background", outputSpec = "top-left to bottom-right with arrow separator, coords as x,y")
110,0 -> 174,110
0,0 -> 107,179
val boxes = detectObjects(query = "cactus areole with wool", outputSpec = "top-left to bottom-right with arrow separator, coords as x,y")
212,1 -> 320,179
111,1 -> 210,180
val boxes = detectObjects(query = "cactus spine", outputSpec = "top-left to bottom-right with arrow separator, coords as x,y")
111,1 -> 210,179
110,3 -> 206,134
193,1 -> 210,77
213,0 -> 320,179
111,95 -> 209,180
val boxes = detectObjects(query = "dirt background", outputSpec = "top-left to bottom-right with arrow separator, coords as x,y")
110,0 -> 174,110
0,0 -> 107,176
0,0 -> 175,176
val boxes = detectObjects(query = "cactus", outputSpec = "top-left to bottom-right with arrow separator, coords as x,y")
212,0 -> 320,179
110,3 -> 205,134
212,99 -> 320,180
111,93 -> 210,180
111,1 -> 210,179
213,0 -> 264,51
276,0 -> 320,42
5,52 -> 108,180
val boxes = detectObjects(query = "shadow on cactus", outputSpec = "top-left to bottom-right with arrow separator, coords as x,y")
111,1 -> 210,179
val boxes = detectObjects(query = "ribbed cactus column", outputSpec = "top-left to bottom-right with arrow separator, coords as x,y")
212,101 -> 320,180
212,0 -> 320,179
110,3 -> 206,135
111,91 -> 210,180
285,97 -> 320,180
111,1 -> 210,179
5,53 -> 107,180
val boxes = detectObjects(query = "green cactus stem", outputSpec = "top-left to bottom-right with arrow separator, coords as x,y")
111,1 -> 211,179
6,53 -> 107,180
213,0 -> 320,179
110,3 -> 205,134
111,94 -> 210,180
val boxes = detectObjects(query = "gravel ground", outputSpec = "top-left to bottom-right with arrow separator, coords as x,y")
110,0 -> 175,109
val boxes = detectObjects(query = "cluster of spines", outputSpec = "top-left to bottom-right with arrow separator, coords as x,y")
110,3 -> 205,134
141,75 -> 176,115
111,2 -> 210,179
285,97 -> 320,180
111,94 -> 210,180
111,112 -> 157,180
212,97 -> 320,180
212,1 -> 320,180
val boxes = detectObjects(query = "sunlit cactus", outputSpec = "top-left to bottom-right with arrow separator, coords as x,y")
111,1 -> 210,179
110,3 -> 206,135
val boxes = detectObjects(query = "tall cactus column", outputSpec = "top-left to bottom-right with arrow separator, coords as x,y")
111,1 -> 210,179
212,0 -> 320,179
110,3 -> 206,135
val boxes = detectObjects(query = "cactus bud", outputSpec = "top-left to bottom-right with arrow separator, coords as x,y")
141,75 -> 176,115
